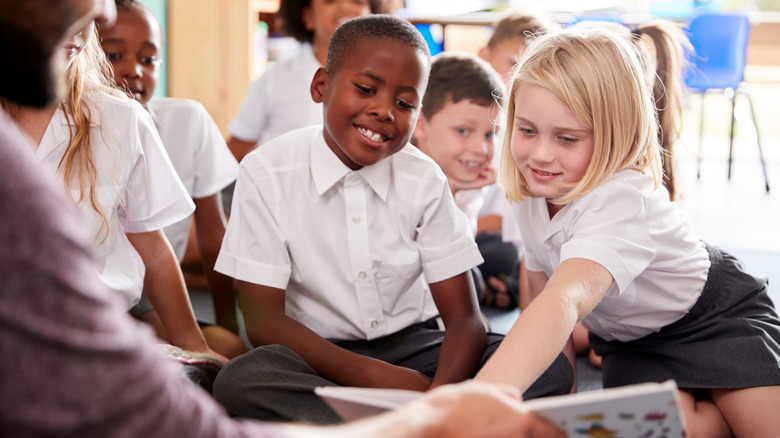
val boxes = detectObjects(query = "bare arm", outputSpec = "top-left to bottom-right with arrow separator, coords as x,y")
428,271 -> 487,389
226,136 -> 257,163
192,193 -> 238,334
127,230 -> 226,362
476,258 -> 613,390
239,280 -> 432,390
520,267 -> 547,310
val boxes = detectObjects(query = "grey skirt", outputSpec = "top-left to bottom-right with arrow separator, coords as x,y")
590,243 -> 780,390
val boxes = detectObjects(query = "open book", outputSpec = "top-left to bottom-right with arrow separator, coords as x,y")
316,380 -> 686,437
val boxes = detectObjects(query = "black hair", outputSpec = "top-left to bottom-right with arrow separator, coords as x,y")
278,0 -> 390,43
422,52 -> 504,119
326,14 -> 430,75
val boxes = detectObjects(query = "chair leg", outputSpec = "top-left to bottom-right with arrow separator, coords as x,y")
728,88 -> 737,181
697,92 -> 705,180
741,89 -> 770,192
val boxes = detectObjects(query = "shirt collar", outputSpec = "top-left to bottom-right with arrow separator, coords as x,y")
310,129 -> 391,201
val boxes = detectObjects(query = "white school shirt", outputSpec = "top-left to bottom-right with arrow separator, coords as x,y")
35,92 -> 195,309
147,97 -> 239,262
515,170 -> 710,342
228,42 -> 322,147
216,126 -> 483,341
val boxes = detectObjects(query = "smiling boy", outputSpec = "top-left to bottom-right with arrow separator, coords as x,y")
213,15 -> 572,425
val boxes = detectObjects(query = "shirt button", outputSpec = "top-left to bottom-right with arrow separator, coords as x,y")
358,271 -> 367,280
370,320 -> 379,329
352,214 -> 361,223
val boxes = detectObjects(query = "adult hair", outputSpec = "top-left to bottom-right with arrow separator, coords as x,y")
500,23 -> 662,206
632,20 -> 691,201
59,24 -> 126,242
278,0 -> 390,43
422,51 -> 505,119
486,10 -> 557,49
326,14 -> 430,75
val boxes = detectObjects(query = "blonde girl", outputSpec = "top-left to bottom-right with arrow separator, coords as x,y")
3,23 -> 226,363
477,23 -> 780,437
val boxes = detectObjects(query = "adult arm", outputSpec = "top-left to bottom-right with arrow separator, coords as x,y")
192,193 -> 238,334
239,280 -> 431,391
476,258 -> 613,390
127,229 -> 227,363
427,272 -> 487,389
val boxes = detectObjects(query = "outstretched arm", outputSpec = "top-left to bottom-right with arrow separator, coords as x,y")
127,229 -> 227,363
239,280 -> 432,391
428,271 -> 487,389
476,258 -> 613,390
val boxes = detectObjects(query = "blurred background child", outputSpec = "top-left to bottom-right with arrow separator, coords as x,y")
226,0 -> 390,162
98,0 -> 247,359
412,52 -> 520,308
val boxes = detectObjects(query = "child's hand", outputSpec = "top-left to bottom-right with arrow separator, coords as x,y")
448,164 -> 497,194
371,363 -> 432,392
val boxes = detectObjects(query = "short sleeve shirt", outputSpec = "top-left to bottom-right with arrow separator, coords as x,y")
216,126 -> 483,341
148,97 -> 238,261
515,170 -> 710,341
228,43 -> 322,146
36,92 -> 194,308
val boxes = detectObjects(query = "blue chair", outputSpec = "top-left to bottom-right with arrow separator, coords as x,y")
684,13 -> 770,191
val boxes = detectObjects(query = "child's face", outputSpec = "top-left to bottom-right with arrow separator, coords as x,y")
98,7 -> 161,105
311,37 -> 428,170
480,36 -> 526,83
511,82 -> 594,203
303,0 -> 371,45
415,100 -> 496,186
63,22 -> 93,66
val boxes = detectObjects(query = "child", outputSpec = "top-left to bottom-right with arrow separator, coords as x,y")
1,22 -> 227,364
213,15 -> 573,424
568,19 -> 692,367
98,0 -> 246,358
476,23 -> 780,437
478,10 -> 557,84
226,0 -> 389,162
412,52 -> 521,307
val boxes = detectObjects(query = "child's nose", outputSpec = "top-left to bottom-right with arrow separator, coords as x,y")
368,101 -> 394,123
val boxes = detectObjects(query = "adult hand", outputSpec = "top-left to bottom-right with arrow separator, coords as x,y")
290,380 -> 564,438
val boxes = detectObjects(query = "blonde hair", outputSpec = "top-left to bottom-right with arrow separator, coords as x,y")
58,24 -> 125,242
500,23 -> 662,206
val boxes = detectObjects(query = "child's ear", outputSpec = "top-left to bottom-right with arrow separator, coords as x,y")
302,5 -> 315,31
413,113 -> 429,145
478,46 -> 491,63
310,67 -> 329,103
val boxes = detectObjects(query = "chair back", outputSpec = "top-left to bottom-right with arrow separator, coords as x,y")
684,13 -> 750,91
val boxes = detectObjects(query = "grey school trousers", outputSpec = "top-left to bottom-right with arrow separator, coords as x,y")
212,319 -> 574,424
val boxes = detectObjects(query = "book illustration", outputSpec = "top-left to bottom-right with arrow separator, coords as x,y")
316,380 -> 686,437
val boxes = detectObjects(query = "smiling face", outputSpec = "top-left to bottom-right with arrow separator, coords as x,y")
415,99 -> 496,186
98,6 -> 161,105
311,37 -> 428,170
511,82 -> 594,212
303,0 -> 371,46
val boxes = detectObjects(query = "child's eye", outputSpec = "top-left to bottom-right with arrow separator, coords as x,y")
105,52 -> 122,62
559,136 -> 577,144
456,128 -> 470,136
517,127 -> 536,136
140,56 -> 159,66
396,99 -> 414,110
486,131 -> 495,140
355,84 -> 374,95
